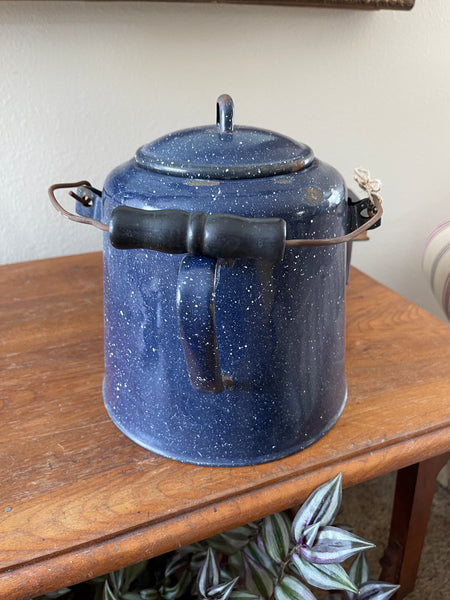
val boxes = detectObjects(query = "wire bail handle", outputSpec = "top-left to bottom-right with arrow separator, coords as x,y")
48,168 -> 383,256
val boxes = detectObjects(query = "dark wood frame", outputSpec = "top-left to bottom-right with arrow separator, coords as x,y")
69,1 -> 416,9
163,0 -> 415,8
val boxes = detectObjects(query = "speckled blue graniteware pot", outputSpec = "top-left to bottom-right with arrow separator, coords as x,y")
75,95 -> 352,466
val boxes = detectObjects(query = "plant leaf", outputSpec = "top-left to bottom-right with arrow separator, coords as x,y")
208,577 -> 239,600
123,561 -> 149,591
242,553 -> 274,599
178,542 -> 207,554
300,527 -> 375,564
302,523 -> 320,548
245,538 -> 278,576
356,582 -> 400,600
209,579 -> 238,595
104,580 -> 121,600
227,552 -> 245,579
165,552 -> 191,577
139,589 -> 160,600
262,512 -> 291,563
208,526 -> 255,554
191,550 -> 209,572
274,575 -> 317,600
37,590 -> 72,599
291,552 -> 358,593
230,592 -> 261,600
161,569 -> 192,600
198,548 -> 220,597
347,552 -> 369,598
292,474 -> 342,543
109,568 -> 126,595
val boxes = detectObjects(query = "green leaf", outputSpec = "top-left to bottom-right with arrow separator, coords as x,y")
164,552 -> 191,578
208,577 -> 239,600
227,552 -> 245,579
230,592 -> 261,600
302,523 -> 320,548
274,575 -> 317,600
300,527 -> 375,564
292,474 -> 342,544
108,569 -> 125,595
124,561 -> 149,591
291,552 -> 357,593
191,550 -> 209,572
139,589 -> 160,600
122,594 -> 143,600
245,538 -> 278,576
356,581 -> 400,600
198,548 -> 220,597
162,569 -> 192,600
179,542 -> 207,554
208,526 -> 254,554
104,580 -> 121,600
348,552 -> 369,597
242,553 -> 274,599
262,512 -> 291,563
37,590 -> 72,599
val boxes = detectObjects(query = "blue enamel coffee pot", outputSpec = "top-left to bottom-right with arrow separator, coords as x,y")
49,95 -> 381,466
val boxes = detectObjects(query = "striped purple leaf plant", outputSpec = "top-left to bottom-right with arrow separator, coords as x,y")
35,475 -> 399,600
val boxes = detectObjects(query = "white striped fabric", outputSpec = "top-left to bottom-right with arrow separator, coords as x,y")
423,221 -> 450,321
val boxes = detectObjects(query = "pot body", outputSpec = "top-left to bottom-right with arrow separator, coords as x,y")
99,157 -> 348,466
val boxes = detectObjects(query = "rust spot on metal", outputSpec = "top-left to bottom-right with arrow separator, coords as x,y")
289,158 -> 308,173
184,179 -> 220,187
275,176 -> 294,185
305,187 -> 324,205
223,375 -> 233,390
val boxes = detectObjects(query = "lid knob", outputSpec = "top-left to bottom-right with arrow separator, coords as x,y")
216,94 -> 234,134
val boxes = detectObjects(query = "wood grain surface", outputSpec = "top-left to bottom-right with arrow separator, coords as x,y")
0,252 -> 448,599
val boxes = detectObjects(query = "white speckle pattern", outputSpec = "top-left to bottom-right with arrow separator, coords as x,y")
99,120 -> 349,467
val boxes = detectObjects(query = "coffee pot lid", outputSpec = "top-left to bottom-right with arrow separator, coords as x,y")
135,94 -> 315,180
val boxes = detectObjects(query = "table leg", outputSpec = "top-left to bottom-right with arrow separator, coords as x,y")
379,453 -> 449,599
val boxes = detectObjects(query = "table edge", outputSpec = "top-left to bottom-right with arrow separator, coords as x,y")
1,425 -> 448,600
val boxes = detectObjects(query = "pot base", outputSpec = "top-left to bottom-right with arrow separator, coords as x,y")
103,382 -> 347,467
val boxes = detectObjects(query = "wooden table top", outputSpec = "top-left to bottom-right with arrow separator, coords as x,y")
0,252 -> 449,600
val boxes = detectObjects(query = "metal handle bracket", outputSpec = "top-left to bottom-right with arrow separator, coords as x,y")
48,167 -> 383,258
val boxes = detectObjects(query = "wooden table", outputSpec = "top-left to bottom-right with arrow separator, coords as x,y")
0,252 -> 448,600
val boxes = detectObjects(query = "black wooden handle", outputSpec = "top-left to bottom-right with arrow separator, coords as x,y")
109,206 -> 286,262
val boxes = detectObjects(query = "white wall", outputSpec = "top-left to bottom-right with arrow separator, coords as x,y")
0,1 -> 449,319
